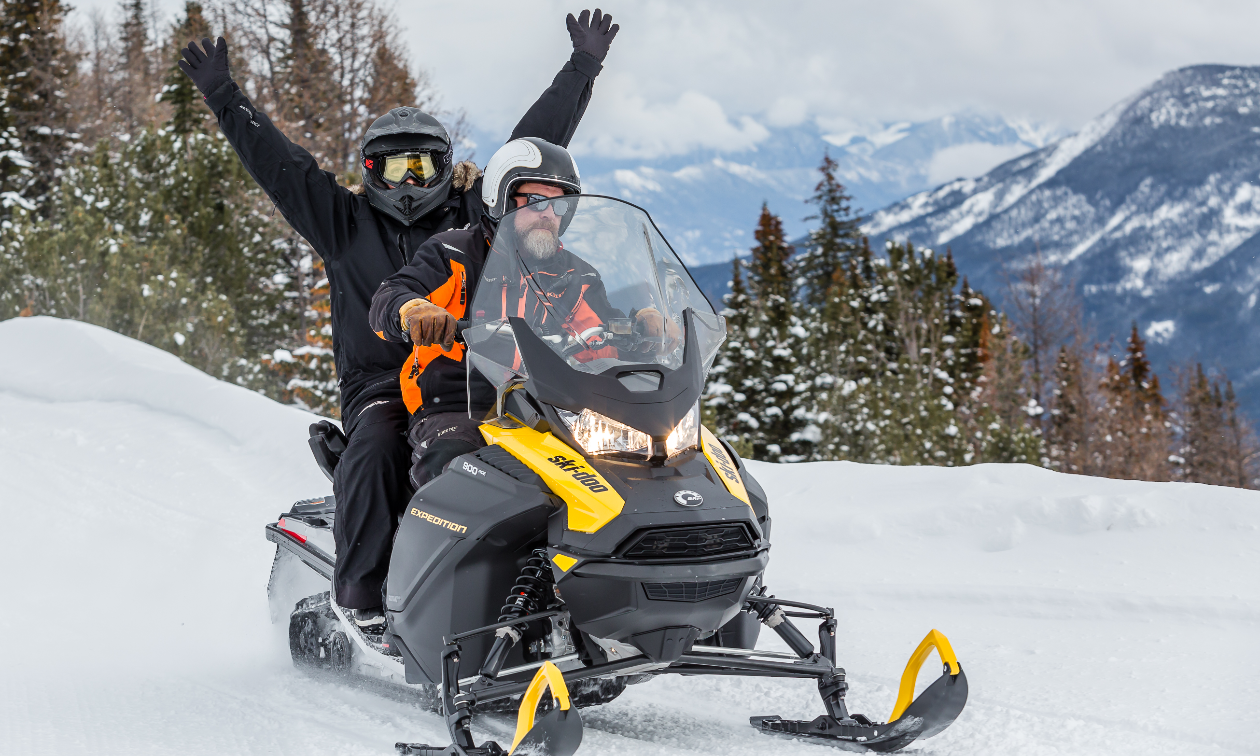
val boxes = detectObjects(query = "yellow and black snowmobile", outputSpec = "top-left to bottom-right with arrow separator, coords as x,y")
266,196 -> 967,755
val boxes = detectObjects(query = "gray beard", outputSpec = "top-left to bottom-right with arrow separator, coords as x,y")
522,227 -> 559,260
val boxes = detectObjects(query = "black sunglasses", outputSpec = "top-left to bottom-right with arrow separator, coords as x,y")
513,193 -> 573,215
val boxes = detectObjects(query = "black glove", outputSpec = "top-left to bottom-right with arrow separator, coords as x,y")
178,36 -> 232,97
566,9 -> 619,63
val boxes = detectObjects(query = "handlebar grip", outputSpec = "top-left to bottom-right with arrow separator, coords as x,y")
453,319 -> 471,345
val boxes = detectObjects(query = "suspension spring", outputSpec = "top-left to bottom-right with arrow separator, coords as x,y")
497,548 -> 552,624
479,548 -> 553,680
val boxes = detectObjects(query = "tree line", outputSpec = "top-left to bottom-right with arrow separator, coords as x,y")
704,155 -> 1260,488
2,1 -> 1255,487
0,0 -> 456,417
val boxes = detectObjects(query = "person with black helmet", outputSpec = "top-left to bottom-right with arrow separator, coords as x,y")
178,10 -> 620,629
369,137 -> 678,490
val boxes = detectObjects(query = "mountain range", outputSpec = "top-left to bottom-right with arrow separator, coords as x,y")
478,65 -> 1260,417
475,111 -> 1063,266
867,64 -> 1260,417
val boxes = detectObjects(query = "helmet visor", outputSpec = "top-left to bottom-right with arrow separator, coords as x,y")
380,153 -> 439,185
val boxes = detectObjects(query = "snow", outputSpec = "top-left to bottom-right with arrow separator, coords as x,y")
2,316 -> 1258,755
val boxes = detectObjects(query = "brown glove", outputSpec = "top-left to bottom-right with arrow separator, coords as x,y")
634,308 -> 682,352
400,298 -> 457,351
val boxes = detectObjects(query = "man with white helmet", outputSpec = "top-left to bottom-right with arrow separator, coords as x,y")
370,138 -> 677,490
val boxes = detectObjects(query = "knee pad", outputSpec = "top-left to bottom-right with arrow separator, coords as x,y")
411,439 -> 480,489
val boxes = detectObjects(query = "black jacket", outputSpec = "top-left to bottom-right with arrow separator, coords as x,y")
204,52 -> 603,421
369,225 -> 621,421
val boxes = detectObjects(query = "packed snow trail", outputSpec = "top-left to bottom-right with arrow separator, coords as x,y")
1,316 -> 1256,755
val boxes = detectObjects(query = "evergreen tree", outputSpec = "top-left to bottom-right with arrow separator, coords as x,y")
704,256 -> 755,456
1046,343 -> 1101,474
1173,364 -> 1258,488
795,152 -> 863,459
274,0 -> 337,163
710,205 -> 808,461
1175,363 -> 1225,483
1098,324 -> 1170,480
1221,380 -> 1259,488
365,36 -> 419,120
806,241 -> 1040,466
0,127 -> 294,391
799,151 -> 861,307
0,0 -> 77,214
160,2 -> 212,137
114,0 -> 156,133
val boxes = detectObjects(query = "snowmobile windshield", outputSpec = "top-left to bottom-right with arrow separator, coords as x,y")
464,195 -> 725,391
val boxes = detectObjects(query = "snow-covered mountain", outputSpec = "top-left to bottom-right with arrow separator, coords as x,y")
3,315 -> 1258,754
476,112 -> 1064,266
867,65 -> 1260,416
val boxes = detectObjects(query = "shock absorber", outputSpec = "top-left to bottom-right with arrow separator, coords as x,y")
478,548 -> 552,679
746,586 -> 816,659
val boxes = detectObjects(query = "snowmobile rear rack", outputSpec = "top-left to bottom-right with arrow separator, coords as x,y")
265,520 -> 334,580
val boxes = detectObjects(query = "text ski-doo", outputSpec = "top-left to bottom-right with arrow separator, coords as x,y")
266,195 -> 968,755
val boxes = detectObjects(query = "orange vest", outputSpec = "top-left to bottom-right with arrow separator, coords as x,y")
399,260 -> 467,414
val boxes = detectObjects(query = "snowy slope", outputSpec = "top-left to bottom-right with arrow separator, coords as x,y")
865,65 -> 1260,416
2,316 -> 1257,756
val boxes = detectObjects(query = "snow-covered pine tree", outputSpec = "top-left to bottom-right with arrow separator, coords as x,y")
0,0 -> 78,216
811,239 -> 1041,466
799,152 -> 861,308
1174,363 -> 1228,484
1172,363 -> 1258,487
704,256 -> 755,457
814,237 -> 896,462
114,0 -> 159,134
795,151 -> 863,459
1098,324 -> 1171,481
1221,380 -> 1260,488
0,123 -> 295,386
965,303 -> 1043,464
159,2 -> 212,138
718,205 -> 808,461
1045,343 -> 1102,474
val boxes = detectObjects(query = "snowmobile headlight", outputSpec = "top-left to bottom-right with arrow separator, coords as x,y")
557,408 -> 651,457
665,401 -> 700,457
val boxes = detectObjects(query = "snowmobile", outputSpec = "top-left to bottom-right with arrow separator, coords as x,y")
265,195 -> 968,755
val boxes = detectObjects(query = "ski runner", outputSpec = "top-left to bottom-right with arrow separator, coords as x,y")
368,138 -> 680,492
178,10 -> 621,629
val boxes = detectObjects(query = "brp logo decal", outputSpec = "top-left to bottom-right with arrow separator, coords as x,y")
674,490 -> 703,507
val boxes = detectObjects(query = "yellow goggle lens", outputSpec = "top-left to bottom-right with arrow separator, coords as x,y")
381,153 -> 437,184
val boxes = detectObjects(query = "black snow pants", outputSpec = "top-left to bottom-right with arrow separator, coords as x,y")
407,412 -> 487,490
332,398 -> 414,610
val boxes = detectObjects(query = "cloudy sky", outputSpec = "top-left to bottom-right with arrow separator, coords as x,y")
73,0 -> 1260,160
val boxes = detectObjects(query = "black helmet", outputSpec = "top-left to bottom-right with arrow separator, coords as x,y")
481,137 -> 581,229
360,107 -> 454,226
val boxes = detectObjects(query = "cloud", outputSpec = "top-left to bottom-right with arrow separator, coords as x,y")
79,0 -> 1260,164
568,88 -> 772,160
927,142 -> 1034,185
765,97 -> 809,128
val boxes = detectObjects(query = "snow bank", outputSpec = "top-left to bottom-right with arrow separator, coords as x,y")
1,317 -> 1256,756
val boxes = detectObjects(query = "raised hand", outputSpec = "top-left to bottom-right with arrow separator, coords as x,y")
566,9 -> 620,63
178,36 -> 232,97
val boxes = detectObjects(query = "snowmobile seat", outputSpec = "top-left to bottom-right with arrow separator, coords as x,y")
308,421 -> 348,483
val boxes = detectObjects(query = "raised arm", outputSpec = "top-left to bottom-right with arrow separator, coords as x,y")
508,9 -> 620,148
180,37 -> 353,259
